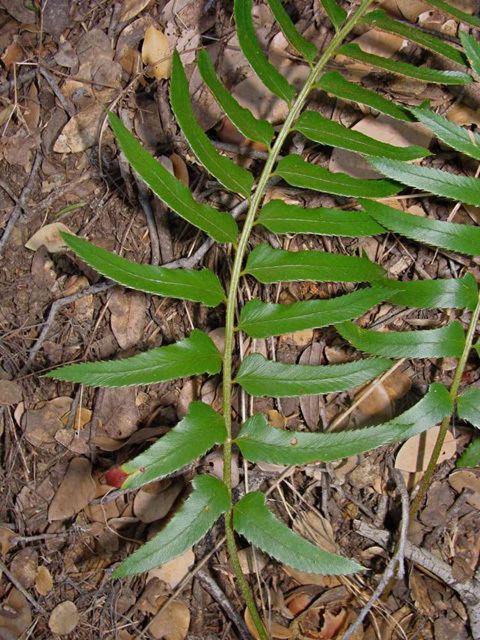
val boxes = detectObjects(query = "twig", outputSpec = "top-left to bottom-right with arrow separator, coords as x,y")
19,281 -> 115,374
0,558 -> 47,615
0,151 -> 43,258
343,469 -> 409,640
38,67 -> 75,117
197,569 -> 252,640
137,186 -> 160,265
328,358 -> 406,431
354,520 -> 480,639
164,199 -> 249,269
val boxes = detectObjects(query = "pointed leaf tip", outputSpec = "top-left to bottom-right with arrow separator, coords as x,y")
113,474 -> 229,577
233,491 -> 362,575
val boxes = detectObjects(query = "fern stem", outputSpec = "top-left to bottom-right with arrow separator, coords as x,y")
409,291 -> 480,522
221,1 -> 375,636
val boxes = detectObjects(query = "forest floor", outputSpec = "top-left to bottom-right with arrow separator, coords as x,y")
0,0 -> 479,638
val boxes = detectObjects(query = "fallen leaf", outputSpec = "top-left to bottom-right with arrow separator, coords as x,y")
60,405 -> 92,430
395,426 -> 457,473
120,0 -> 153,22
238,547 -> 268,574
10,548 -> 38,589
1,42 -> 23,69
148,548 -> 194,589
0,527 -> 15,556
301,607 -> 348,639
54,40 -> 78,68
48,601 -> 79,636
54,105 -> 104,153
42,0 -> 69,39
0,589 -> 32,639
384,0 -> 431,22
293,511 -> 338,554
299,343 -> 323,429
23,396 -> 72,448
110,289 -> 147,350
142,25 -> 172,79
170,153 -> 189,187
35,566 -> 53,595
336,29 -> 405,81
133,479 -> 183,523
25,222 -> 73,253
23,82 -> 40,130
282,565 -> 342,588
244,608 -> 292,639
330,116 -> 432,179
449,470 -> 480,509
267,409 -> 287,428
446,103 -> 480,127
149,598 -> 190,640
355,370 -> 412,425
48,457 -> 97,521
96,387 -> 140,439
0,380 -> 22,406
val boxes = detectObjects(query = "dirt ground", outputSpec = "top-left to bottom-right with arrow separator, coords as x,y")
0,0 -> 480,638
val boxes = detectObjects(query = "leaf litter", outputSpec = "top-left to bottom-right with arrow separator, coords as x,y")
0,0 -> 479,637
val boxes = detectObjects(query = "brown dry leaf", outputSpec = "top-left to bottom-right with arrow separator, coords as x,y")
60,405 -> 92,430
96,387 -> 140,439
0,588 -> 32,639
244,608 -> 292,640
147,548 -> 194,589
10,548 -> 38,589
267,409 -> 287,428
24,82 -> 40,130
355,370 -> 412,425
300,343 -> 323,429
238,547 -> 268,574
110,289 -> 147,350
301,607 -> 349,639
336,29 -> 405,81
395,426 -> 456,474
23,396 -> 72,448
48,457 -> 97,521
446,103 -> 480,127
170,153 -> 189,187
330,116 -> 432,179
120,0 -> 153,22
449,470 -> 480,509
294,511 -> 337,554
207,327 -> 225,355
54,105 -> 104,153
149,598 -> 190,640
1,42 -> 23,69
35,565 -> 53,595
133,479 -> 183,523
120,46 -> 142,76
282,328 -> 314,347
142,25 -> 172,79
0,380 -> 22,406
384,0 -> 431,21
25,222 -> 73,253
283,566 -> 341,588
0,527 -> 15,556
48,601 -> 79,636
0,104 -> 14,127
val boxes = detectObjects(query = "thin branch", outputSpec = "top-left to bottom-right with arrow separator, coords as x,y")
197,569 -> 252,640
0,151 -> 43,258
343,469 -> 409,640
0,558 -> 47,615
19,281 -> 115,374
354,520 -> 480,639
